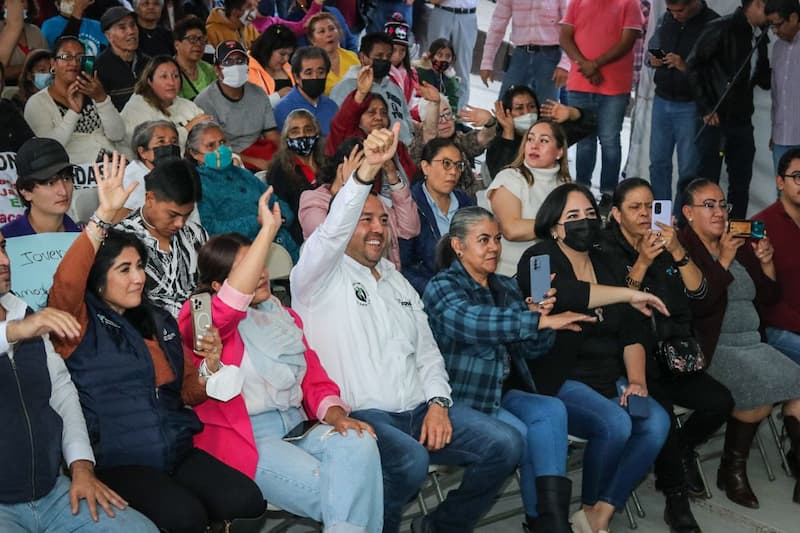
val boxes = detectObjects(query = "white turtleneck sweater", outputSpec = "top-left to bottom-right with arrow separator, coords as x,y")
487,164 -> 562,277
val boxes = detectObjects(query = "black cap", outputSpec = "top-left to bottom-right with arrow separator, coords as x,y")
16,138 -> 73,182
214,40 -> 247,65
101,6 -> 134,32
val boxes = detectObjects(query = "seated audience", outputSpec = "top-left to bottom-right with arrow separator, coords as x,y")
118,158 -> 207,318
247,23 -> 296,103
48,152 -> 267,532
1,138 -> 81,237
400,138 -> 474,294
289,0 -> 357,51
121,55 -> 211,151
679,178 -> 800,508
0,231 -> 157,533
174,15 -> 216,100
754,148 -> 800,365
205,0 -> 259,48
291,124 -> 523,533
305,12 -> 359,95
414,38 -> 460,113
485,86 -> 596,177
185,120 -> 299,259
117,119 -> 182,221
425,206 -> 594,532
177,217 -> 383,531
0,62 -> 34,152
135,0 -> 175,57
384,12 -> 416,104
96,7 -> 148,111
273,46 -> 339,136
265,109 -> 324,243
488,120 -> 571,277
329,32 -> 413,145
195,40 -> 280,171
603,178 -> 734,531
41,0 -> 107,57
0,0 -> 48,85
25,36 -> 125,164
300,137 -> 419,270
517,183 -> 671,533
14,48 -> 53,110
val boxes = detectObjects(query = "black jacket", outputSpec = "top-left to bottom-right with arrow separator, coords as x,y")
651,3 -> 719,102
686,7 -> 770,124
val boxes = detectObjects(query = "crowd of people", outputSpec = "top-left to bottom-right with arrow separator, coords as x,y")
1,0 -> 800,532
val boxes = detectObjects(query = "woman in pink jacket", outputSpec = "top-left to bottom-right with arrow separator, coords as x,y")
178,189 -> 383,533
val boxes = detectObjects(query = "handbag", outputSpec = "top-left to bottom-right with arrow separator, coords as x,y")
651,316 -> 707,375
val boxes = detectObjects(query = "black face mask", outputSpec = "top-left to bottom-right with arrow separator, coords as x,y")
561,218 -> 601,252
301,78 -> 326,99
371,59 -> 391,81
152,144 -> 181,165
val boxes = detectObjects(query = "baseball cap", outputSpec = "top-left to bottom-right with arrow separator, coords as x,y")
214,40 -> 247,65
101,7 -> 135,32
16,138 -> 74,182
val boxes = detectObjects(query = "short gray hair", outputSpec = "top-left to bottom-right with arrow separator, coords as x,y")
185,120 -> 223,156
131,120 -> 178,159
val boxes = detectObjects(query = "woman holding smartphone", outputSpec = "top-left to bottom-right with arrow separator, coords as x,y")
602,178 -> 734,531
177,185 -> 383,532
516,183 -> 671,533
423,206 -> 593,533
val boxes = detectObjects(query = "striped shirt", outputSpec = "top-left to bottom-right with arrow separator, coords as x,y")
771,31 -> 800,145
480,0 -> 570,72
118,209 -> 208,318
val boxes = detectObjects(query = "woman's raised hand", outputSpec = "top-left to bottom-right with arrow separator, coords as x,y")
94,151 -> 136,220
339,144 -> 365,184
257,187 -> 282,236
194,326 -> 223,373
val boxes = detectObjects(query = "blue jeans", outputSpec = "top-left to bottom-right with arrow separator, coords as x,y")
426,7 -> 478,109
649,96 -> 702,202
500,46 -> 562,102
496,389 -> 568,517
766,327 -> 800,366
773,144 -> 800,175
367,2 -> 412,34
568,91 -> 630,194
0,475 -> 157,532
351,403 -> 522,533
251,408 -> 383,533
557,380 -> 669,508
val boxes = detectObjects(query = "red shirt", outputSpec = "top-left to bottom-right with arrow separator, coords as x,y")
754,201 -> 800,333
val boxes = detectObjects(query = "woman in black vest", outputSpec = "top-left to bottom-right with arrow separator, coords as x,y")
49,152 -> 266,533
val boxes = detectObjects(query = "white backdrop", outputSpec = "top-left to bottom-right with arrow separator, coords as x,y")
623,0 -> 776,216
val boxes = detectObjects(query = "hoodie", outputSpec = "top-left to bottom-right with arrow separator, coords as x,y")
206,7 -> 259,48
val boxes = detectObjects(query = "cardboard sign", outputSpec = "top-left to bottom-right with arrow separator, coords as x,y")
0,152 -> 27,225
6,233 -> 80,311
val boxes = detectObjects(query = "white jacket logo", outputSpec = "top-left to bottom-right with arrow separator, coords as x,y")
353,283 -> 370,306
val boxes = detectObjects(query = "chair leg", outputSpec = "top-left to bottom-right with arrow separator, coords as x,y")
624,499 -> 638,529
417,492 -> 428,515
694,453 -> 712,499
755,430 -> 776,482
767,412 -> 792,477
631,489 -> 645,518
430,471 -> 446,503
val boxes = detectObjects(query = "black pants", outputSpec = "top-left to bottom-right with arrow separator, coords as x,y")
97,448 -> 265,533
648,371 -> 734,491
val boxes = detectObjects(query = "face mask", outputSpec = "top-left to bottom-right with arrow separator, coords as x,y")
60,0 -> 74,17
431,59 -> 450,74
204,144 -> 233,169
152,144 -> 181,165
286,135 -> 319,156
561,218 -> 601,252
221,64 -> 248,88
301,78 -> 325,99
205,365 -> 244,402
239,8 -> 256,25
33,72 -> 53,90
371,59 -> 391,81
513,112 -> 538,134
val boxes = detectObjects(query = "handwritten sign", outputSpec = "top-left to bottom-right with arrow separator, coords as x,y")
0,152 -> 27,225
6,233 -> 79,311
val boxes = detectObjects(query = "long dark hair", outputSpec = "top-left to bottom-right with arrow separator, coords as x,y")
534,183 -> 600,240
317,137 -> 363,185
250,23 -> 297,71
135,55 -> 184,115
434,206 -> 495,272
416,136 -> 462,182
195,233 -> 252,293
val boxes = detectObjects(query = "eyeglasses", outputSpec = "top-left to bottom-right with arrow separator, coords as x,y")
55,53 -> 83,63
183,35 -> 208,45
438,111 -> 455,123
690,201 -> 733,213
432,158 -> 467,172
780,172 -> 800,185
220,56 -> 247,67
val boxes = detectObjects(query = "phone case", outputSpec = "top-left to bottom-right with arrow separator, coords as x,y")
651,200 -> 672,230
190,293 -> 212,350
627,395 -> 650,418
529,254 -> 551,303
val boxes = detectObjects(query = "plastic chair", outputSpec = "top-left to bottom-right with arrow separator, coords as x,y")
68,188 -> 100,225
267,242 -> 293,280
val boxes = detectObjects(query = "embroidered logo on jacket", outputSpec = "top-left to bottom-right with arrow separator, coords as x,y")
353,283 -> 370,306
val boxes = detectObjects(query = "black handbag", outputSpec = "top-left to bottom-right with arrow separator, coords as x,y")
651,316 -> 707,375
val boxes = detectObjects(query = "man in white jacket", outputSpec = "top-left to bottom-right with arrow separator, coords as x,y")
291,124 -> 522,533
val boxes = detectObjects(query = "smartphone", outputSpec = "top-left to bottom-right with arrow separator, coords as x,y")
728,219 -> 765,239
190,292 -> 212,351
80,55 -> 95,76
651,200 -> 672,231
648,48 -> 667,59
529,254 -> 551,304
283,420 -> 319,442
617,378 -> 650,419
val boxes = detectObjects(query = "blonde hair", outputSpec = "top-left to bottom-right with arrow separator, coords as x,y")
507,119 -> 570,186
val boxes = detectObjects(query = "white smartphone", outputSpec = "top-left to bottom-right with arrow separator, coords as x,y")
651,200 -> 672,231
190,292 -> 212,351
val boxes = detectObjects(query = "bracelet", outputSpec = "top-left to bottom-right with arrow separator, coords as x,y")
485,116 -> 497,129
198,360 -> 224,378
625,275 -> 642,290
352,171 -> 375,187
89,212 -> 113,230
85,225 -> 105,244
673,252 -> 691,267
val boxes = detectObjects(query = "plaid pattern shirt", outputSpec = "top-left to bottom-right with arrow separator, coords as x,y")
423,260 -> 555,413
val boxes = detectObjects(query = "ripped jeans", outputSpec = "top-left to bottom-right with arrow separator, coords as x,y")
250,407 -> 384,533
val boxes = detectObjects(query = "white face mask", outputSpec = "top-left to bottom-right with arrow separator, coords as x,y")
205,365 -> 244,402
60,0 -> 75,17
513,112 -> 538,134
239,8 -> 256,25
221,64 -> 248,88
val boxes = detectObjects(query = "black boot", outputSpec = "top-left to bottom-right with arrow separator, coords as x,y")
717,418 -> 760,509
530,476 -> 572,533
784,415 -> 800,504
682,448 -> 707,499
663,488 -> 702,533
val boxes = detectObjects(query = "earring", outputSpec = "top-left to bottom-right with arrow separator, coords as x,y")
688,218 -> 693,222
98,287 -> 103,295
551,232 -> 558,240
456,252 -> 463,258
49,67 -> 55,75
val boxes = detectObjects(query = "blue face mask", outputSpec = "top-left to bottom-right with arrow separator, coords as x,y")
203,144 -> 233,169
33,72 -> 53,90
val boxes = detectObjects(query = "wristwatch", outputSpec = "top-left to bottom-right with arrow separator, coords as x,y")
427,396 -> 453,409
89,212 -> 113,230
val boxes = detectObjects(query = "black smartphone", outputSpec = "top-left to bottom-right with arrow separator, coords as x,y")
648,48 -> 667,59
283,420 -> 319,442
617,378 -> 650,419
728,219 -> 765,239
80,55 -> 95,76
